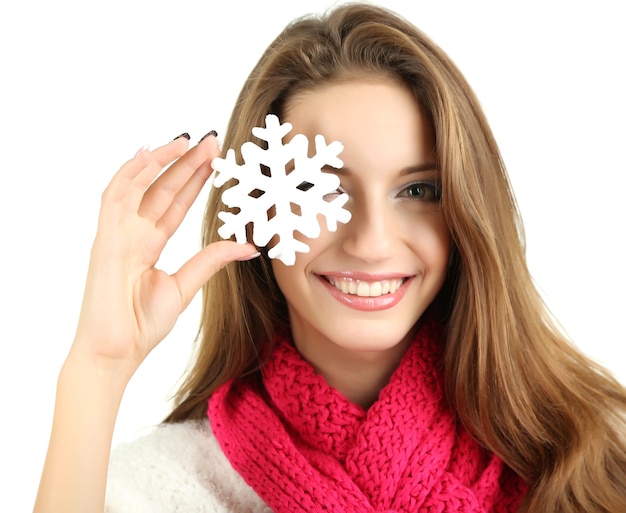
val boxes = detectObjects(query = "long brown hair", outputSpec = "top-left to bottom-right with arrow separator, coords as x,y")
165,4 -> 626,511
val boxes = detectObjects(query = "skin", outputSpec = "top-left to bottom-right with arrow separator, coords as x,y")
33,135 -> 259,513
33,77 -> 450,512
273,78 -> 451,408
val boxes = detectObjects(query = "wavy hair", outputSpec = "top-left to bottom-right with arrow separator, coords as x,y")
165,4 -> 626,511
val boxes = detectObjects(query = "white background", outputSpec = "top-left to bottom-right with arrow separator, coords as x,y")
1,0 -> 624,509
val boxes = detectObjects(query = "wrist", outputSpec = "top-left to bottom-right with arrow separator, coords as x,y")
60,348 -> 134,402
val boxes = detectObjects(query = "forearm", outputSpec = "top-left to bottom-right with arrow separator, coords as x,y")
33,351 -> 130,513
32,133 -> 246,512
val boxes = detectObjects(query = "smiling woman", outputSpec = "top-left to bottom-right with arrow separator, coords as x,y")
32,3 -> 626,513
272,79 -> 450,391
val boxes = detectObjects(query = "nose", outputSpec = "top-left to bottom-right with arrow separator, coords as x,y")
341,198 -> 397,262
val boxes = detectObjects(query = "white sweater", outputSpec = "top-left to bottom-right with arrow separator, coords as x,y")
105,419 -> 271,513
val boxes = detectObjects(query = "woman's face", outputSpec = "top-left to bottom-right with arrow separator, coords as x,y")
272,77 -> 450,360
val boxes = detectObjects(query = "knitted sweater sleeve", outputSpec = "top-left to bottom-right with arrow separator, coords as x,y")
105,419 -> 271,513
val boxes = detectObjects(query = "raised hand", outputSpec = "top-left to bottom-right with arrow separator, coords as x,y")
71,133 -> 258,376
33,133 -> 258,513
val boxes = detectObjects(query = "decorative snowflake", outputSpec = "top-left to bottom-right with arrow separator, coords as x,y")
211,114 -> 352,265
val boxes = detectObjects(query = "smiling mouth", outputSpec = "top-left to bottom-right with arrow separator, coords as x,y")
324,277 -> 406,297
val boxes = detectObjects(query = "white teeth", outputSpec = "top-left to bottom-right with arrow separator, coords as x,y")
328,277 -> 404,297
369,282 -> 382,296
357,281 -> 369,297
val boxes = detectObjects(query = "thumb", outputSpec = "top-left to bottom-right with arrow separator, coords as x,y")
173,241 -> 260,309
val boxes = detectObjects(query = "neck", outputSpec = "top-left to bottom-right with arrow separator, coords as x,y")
290,324 -> 415,409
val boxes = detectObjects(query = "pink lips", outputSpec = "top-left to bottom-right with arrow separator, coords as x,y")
317,272 -> 413,311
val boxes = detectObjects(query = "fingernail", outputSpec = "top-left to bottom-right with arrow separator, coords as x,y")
237,251 -> 261,262
199,130 -> 218,143
134,144 -> 150,157
173,132 -> 191,141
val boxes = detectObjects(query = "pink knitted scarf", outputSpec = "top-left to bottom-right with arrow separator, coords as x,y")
208,318 -> 527,512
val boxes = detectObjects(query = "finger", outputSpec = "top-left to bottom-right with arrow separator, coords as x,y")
138,134 -> 220,223
155,140 -> 219,237
102,137 -> 189,212
154,161 -> 212,238
127,137 -> 193,212
173,241 -> 260,309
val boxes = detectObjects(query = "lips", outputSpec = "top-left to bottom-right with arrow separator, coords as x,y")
318,273 -> 413,311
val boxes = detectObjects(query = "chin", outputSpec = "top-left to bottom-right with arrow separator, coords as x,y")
329,324 -> 417,353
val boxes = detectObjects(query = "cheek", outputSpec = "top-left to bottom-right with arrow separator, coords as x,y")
292,213 -> 338,250
270,243 -> 315,296
408,214 -> 451,271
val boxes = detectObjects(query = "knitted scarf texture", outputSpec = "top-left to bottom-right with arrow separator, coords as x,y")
208,318 -> 527,512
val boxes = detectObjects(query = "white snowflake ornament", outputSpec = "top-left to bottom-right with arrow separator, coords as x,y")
211,114 -> 352,265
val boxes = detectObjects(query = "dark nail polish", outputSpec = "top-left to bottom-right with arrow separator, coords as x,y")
199,130 -> 218,143
173,132 -> 191,141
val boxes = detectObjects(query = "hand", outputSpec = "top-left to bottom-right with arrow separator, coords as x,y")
70,134 -> 258,376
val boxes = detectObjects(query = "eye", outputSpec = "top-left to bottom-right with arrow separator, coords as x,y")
398,182 -> 441,202
323,184 -> 348,201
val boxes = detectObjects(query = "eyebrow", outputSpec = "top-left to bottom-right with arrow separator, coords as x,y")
324,163 -> 439,176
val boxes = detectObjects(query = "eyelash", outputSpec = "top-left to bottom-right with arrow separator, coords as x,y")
397,181 -> 441,202
323,182 -> 442,202
322,185 -> 347,201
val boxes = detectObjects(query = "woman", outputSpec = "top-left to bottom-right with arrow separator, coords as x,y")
34,3 -> 626,512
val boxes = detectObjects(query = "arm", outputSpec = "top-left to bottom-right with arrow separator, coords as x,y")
33,134 -> 258,513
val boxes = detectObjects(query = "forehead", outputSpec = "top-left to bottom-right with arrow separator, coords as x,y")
285,76 -> 415,124
282,77 -> 436,170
